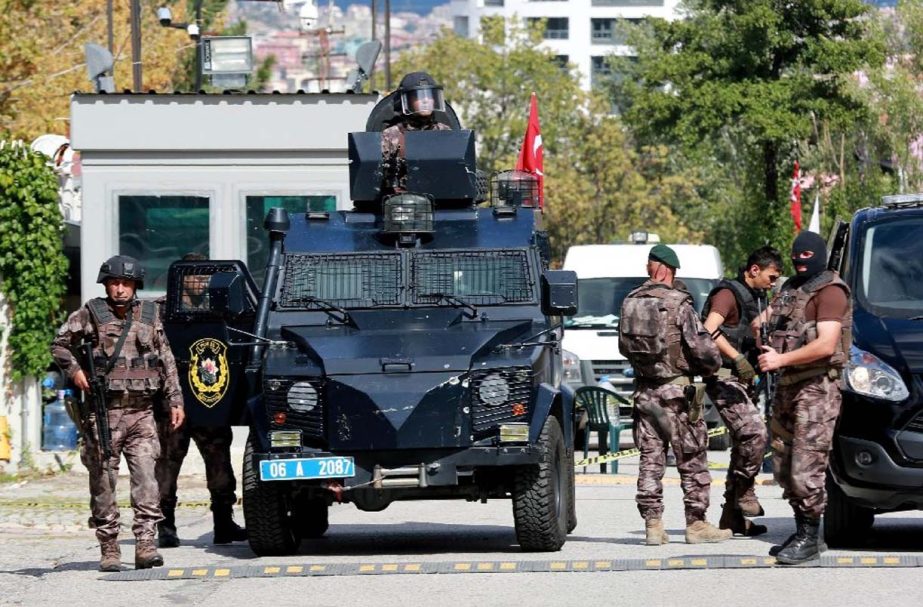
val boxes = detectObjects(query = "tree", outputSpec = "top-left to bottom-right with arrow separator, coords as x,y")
608,0 -> 884,252
0,1 -> 190,140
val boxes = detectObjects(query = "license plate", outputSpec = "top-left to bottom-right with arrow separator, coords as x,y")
259,457 -> 355,481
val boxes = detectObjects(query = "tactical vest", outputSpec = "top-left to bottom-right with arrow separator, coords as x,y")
619,283 -> 691,380
86,298 -> 163,396
768,271 -> 852,371
701,278 -> 760,366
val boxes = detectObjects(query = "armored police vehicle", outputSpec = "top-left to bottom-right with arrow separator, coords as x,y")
161,95 -> 579,556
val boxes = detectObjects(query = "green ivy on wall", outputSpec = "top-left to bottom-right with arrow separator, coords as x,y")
0,142 -> 69,380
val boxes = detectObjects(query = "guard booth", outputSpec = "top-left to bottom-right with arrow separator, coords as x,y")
70,92 -> 379,298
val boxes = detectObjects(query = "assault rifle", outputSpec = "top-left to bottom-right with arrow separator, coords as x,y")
78,342 -> 114,474
756,293 -> 776,473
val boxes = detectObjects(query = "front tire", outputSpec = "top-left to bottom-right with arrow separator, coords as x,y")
242,438 -> 300,556
513,416 -> 568,551
824,473 -> 874,548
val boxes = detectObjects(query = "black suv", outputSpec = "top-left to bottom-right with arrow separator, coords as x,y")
825,194 -> 923,546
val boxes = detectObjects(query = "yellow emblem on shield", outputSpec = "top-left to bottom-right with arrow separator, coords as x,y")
188,338 -> 230,408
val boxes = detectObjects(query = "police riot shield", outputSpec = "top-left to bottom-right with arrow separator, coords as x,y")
162,261 -> 258,427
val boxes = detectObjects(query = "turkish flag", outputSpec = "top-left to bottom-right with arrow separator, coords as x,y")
515,93 -> 544,209
789,161 -> 802,232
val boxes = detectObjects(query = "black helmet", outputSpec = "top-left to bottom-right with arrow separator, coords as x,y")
96,255 -> 145,289
398,71 -> 445,117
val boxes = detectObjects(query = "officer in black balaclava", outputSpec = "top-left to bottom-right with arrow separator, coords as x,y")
790,231 -> 828,284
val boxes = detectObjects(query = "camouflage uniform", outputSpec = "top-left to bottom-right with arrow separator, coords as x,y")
51,298 -> 183,545
381,119 -> 450,193
768,270 -> 852,519
620,280 -> 722,526
701,279 -> 768,514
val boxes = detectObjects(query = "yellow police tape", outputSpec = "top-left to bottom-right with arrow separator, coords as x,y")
574,425 -> 733,469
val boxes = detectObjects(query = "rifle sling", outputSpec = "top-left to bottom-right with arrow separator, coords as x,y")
102,306 -> 134,375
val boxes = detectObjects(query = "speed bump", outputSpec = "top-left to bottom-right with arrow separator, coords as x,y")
102,554 -> 923,580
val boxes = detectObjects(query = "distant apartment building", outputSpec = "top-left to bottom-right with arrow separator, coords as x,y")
447,0 -> 682,91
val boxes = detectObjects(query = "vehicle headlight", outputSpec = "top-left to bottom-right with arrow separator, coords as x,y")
562,349 -> 582,383
845,345 -> 909,402
287,381 -> 318,412
478,373 -> 510,406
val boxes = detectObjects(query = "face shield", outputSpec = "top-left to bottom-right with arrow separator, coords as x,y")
400,86 -> 445,117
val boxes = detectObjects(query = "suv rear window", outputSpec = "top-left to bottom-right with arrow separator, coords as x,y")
856,216 -> 923,318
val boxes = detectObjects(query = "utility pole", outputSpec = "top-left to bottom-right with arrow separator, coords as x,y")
106,0 -> 113,57
384,0 -> 391,90
194,0 -> 204,91
130,0 -> 142,91
371,0 -> 377,84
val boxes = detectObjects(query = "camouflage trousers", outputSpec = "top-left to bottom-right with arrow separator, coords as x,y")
80,406 -> 162,543
633,384 -> 712,525
156,421 -> 238,511
771,373 -> 842,519
706,377 -> 767,495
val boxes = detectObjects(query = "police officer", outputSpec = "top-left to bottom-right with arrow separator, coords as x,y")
701,246 -> 782,536
757,231 -> 851,565
619,244 -> 731,545
381,71 -> 450,193
51,255 -> 185,571
155,253 -> 246,548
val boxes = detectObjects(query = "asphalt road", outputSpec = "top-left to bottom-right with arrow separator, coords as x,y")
1,446 -> 922,607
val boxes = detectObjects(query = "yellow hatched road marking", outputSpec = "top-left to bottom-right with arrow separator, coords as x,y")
690,559 -> 707,567
573,561 -> 589,570
310,565 -> 326,572
667,559 -> 685,567
500,562 -> 517,571
167,569 -> 184,578
861,558 -> 878,565
740,558 -> 757,566
884,557 -> 900,565
837,557 -> 854,565
645,559 -> 661,568
404,564 -> 421,572
359,565 -> 376,572
477,563 -> 494,571
214,569 -> 230,577
454,563 -> 471,571
286,566 -> 303,574
192,569 -> 208,577
550,562 -> 567,570
595,561 -> 612,569
382,564 -> 398,572
264,566 -> 280,574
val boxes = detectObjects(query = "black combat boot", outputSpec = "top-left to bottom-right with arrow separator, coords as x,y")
770,513 -> 827,556
719,502 -> 767,537
775,516 -> 822,565
157,506 -> 180,548
212,505 -> 248,544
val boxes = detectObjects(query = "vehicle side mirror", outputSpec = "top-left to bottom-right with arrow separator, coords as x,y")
541,270 -> 578,316
209,271 -> 253,318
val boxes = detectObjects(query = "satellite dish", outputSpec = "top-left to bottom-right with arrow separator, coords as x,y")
84,43 -> 115,93
356,40 -> 381,78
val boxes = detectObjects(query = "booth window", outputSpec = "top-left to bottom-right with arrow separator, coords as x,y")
118,195 -> 210,293
246,195 -> 337,286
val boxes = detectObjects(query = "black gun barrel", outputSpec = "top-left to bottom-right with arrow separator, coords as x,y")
79,342 -> 112,461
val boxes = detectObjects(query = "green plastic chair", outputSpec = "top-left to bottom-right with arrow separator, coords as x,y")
575,386 -> 627,474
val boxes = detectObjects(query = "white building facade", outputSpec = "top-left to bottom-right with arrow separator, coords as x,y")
447,0 -> 682,91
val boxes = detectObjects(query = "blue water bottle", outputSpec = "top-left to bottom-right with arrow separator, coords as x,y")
42,389 -> 78,451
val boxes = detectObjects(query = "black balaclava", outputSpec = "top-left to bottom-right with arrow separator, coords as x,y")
791,231 -> 827,281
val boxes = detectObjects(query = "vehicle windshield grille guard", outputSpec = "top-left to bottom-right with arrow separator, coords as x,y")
165,260 -> 258,320
411,249 -> 534,306
279,252 -> 403,309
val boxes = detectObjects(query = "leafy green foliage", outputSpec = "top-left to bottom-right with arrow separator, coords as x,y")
607,0 -> 885,263
0,143 -> 68,379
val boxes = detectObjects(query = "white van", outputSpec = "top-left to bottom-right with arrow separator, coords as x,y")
562,235 -> 727,446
